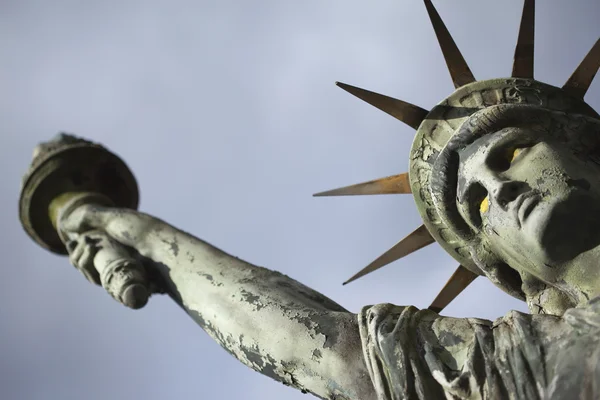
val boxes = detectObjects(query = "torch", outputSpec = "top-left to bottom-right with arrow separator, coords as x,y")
19,133 -> 152,309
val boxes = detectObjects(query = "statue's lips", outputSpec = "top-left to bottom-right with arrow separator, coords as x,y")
515,193 -> 540,227
513,191 -> 540,226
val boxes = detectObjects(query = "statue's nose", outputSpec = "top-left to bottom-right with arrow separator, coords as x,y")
490,180 -> 529,209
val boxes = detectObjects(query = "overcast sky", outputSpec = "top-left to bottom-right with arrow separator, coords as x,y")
1,1 -> 599,399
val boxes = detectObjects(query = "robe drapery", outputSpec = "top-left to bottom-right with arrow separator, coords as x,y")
358,297 -> 600,399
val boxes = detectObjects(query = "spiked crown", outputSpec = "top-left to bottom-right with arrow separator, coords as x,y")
316,0 -> 600,312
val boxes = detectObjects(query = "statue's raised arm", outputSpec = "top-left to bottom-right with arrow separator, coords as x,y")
19,1 -> 600,399
57,201 -> 377,400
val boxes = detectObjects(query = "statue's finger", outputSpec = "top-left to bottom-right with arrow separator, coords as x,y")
66,239 -> 78,253
60,203 -> 153,248
77,243 -> 101,285
68,239 -> 85,267
59,204 -> 113,234
77,238 -> 96,270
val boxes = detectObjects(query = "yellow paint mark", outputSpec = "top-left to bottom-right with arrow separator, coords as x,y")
511,148 -> 522,162
480,196 -> 489,214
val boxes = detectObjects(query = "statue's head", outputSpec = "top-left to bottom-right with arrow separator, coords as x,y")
412,80 -> 600,314
455,106 -> 600,266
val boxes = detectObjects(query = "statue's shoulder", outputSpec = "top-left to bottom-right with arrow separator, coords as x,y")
358,303 -> 487,356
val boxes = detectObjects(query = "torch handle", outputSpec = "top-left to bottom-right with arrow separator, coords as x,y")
89,230 -> 151,309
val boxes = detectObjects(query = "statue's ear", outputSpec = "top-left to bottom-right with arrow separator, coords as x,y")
519,271 -> 574,316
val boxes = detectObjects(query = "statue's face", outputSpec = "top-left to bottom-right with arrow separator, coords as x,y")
456,126 -> 600,283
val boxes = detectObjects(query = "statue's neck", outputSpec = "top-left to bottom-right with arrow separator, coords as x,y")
554,246 -> 600,306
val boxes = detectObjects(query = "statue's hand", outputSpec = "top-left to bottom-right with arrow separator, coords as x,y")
65,232 -> 102,285
60,204 -> 164,309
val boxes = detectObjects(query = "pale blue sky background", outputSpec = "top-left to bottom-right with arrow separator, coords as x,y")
1,1 -> 598,399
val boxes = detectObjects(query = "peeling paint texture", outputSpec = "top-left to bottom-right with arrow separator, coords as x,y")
359,302 -> 600,400
141,226 -> 377,400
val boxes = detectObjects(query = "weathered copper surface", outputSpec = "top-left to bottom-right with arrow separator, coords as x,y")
409,78 -> 599,282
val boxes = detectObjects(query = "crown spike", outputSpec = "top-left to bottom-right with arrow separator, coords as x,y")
422,0 -> 476,88
336,82 -> 429,130
427,265 -> 478,314
313,173 -> 411,197
563,38 -> 600,99
343,224 -> 435,285
512,0 -> 535,79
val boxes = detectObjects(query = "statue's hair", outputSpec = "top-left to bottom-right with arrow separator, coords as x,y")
430,104 -> 600,310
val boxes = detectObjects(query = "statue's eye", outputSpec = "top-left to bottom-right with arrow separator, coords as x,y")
480,196 -> 490,214
480,147 -> 528,214
463,183 -> 488,228
480,148 -> 525,213
511,148 -> 524,162
490,146 -> 529,171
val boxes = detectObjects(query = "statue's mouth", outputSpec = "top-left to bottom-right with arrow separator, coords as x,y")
515,192 -> 541,228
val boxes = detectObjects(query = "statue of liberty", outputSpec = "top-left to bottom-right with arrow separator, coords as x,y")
18,0 -> 600,398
